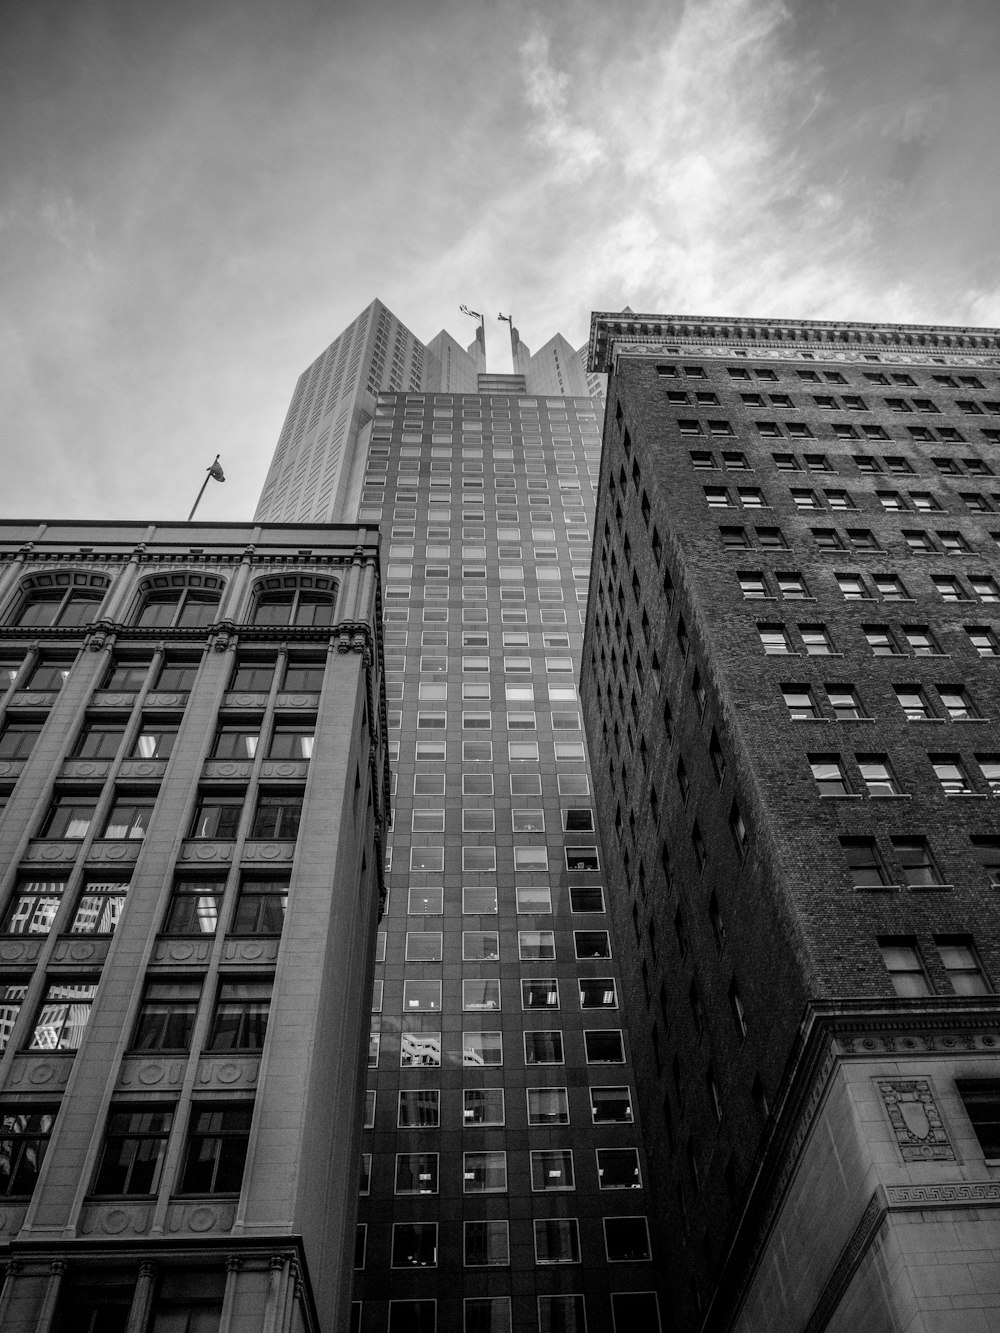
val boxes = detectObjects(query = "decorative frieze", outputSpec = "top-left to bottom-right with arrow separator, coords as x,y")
877,1078 -> 955,1161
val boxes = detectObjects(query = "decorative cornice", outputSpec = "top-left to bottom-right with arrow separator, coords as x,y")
588,311 -> 1000,373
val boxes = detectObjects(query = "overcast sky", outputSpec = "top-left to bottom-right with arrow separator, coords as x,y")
3,0 -> 1000,524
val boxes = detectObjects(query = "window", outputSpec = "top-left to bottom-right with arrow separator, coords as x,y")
939,687 -> 976,720
575,930 -> 611,959
463,1030 -> 503,1065
758,624 -> 792,655
464,931 -> 499,960
585,1030 -> 625,1063
958,1083 -> 1000,1161
392,1222 -> 438,1269
406,932 -> 443,962
132,721 -> 177,760
531,1149 -> 574,1191
968,626 -> 1000,656
904,626 -> 941,656
527,1087 -> 569,1126
207,979 -> 271,1050
879,938 -> 931,996
519,930 -> 555,961
27,981 -> 98,1050
154,657 -> 200,692
0,1107 -> 56,1197
131,981 -> 201,1051
250,792 -> 302,839
41,794 -> 97,839
810,754 -> 850,796
597,1147 -> 642,1189
103,795 -> 155,840
976,754 -> 1000,792
892,836 -> 943,887
232,877 -> 287,934
92,1106 -> 173,1195
135,584 -> 221,628
895,685 -> 933,720
801,624 -> 835,656
251,583 -> 336,626
463,1089 -> 505,1125
827,686 -> 863,720
857,755 -> 901,796
189,794 -> 243,840
535,1218 -> 580,1264
395,1152 -> 439,1195
0,719 -> 42,760
931,755 -> 972,794
163,878 -> 225,935
464,1220 -> 509,1266
937,936 -> 991,994
230,658 -> 276,692
2,878 -> 64,935
464,1151 -> 507,1193
13,584 -> 106,627
580,978 -> 617,1009
836,573 -> 867,600
178,1103 -> 252,1194
268,720 -> 315,760
841,837 -> 888,888
738,572 -> 768,599
590,1086 -> 633,1124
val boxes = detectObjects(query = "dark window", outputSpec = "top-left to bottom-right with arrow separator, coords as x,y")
41,795 -> 98,839
131,982 -> 202,1051
131,721 -> 177,760
841,836 -> 888,887
391,1221 -> 438,1268
230,658 -> 276,692
232,878 -> 288,934
268,720 -> 315,760
92,1106 -> 174,1195
281,658 -> 326,692
207,980 -> 271,1051
936,936 -> 991,995
250,793 -> 302,840
23,658 -> 73,691
104,659 -> 151,692
178,1103 -> 253,1194
892,836 -> 942,887
136,588 -> 220,628
154,658 -> 200,692
189,796 -> 243,840
0,719 -> 43,759
102,796 -> 155,840
0,1106 -> 56,1197
958,1082 -> 1000,1161
71,719 -> 126,760
252,588 -> 336,626
212,722 -> 261,760
163,879 -> 225,935
15,587 -> 105,627
584,1030 -> 625,1063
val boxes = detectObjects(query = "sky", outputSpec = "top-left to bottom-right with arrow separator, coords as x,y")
3,0 -> 1000,524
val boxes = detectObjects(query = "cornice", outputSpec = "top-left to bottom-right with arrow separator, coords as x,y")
588,311 -> 1000,373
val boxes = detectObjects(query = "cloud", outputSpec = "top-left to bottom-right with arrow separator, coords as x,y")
518,24 -> 605,180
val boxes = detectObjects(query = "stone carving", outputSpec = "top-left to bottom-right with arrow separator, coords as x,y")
51,939 -> 109,965
223,692 -> 269,708
885,1181 -> 1000,1206
23,842 -> 78,863
203,760 -> 253,780
151,939 -> 213,964
242,843 -> 294,862
11,692 -> 59,708
144,692 -> 186,708
197,1057 -> 260,1089
117,1057 -> 185,1089
0,940 -> 41,965
259,761 -> 307,779
274,693 -> 318,709
0,761 -> 20,779
178,842 -> 233,862
4,1057 -> 73,1088
222,940 -> 278,964
877,1078 -> 955,1161
165,1201 -> 236,1234
61,760 -> 111,780
118,760 -> 165,779
80,1203 -> 151,1236
87,842 -> 139,863
91,692 -> 136,708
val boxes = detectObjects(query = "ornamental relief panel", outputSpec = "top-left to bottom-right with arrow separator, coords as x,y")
0,938 -> 42,966
273,692 -> 321,710
86,841 -> 141,864
144,691 -> 189,708
242,843 -> 294,863
222,939 -> 279,965
202,760 -> 253,781
151,938 -> 214,965
91,691 -> 140,709
5,1055 -> 74,1089
165,1201 -> 237,1235
178,841 -> 233,863
118,759 -> 168,780
877,1078 -> 955,1162
0,760 -> 25,780
51,937 -> 111,966
80,1203 -> 152,1236
196,1056 -> 260,1090
259,760 -> 308,780
60,759 -> 111,781
222,691 -> 269,709
117,1056 -> 187,1090
6,691 -> 60,710
24,841 -> 79,865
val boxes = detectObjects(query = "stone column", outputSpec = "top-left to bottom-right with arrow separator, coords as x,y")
124,1261 -> 157,1333
35,1259 -> 67,1333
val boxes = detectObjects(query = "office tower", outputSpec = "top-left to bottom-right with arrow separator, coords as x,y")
582,311 -> 1000,1332
255,301 -> 604,529
0,519 -> 388,1333
255,301 -> 659,1332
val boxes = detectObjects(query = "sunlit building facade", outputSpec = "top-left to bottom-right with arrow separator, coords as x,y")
0,519 -> 388,1333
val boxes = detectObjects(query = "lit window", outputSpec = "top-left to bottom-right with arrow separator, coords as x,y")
857,755 -> 901,796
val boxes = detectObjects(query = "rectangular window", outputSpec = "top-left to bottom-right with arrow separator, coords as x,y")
463,1088 -> 505,1126
395,1152 -> 439,1195
189,795 -> 243,840
936,936 -> 991,994
584,1030 -> 625,1063
524,1030 -> 564,1064
178,1103 -> 252,1194
857,754 -> 901,796
535,1218 -> 581,1264
531,1149 -> 575,1191
591,1086 -> 633,1123
163,878 -> 225,935
462,1031 -> 502,1065
41,795 -> 98,840
597,1147 -> 642,1189
103,796 -> 155,841
892,836 -> 943,887
464,1150 -> 507,1193
958,1083 -> 1000,1162
0,1106 -> 57,1197
92,1106 -> 173,1196
527,1087 -> 570,1126
879,938 -> 931,996
398,1090 -> 440,1128
29,981 -> 98,1050
841,837 -> 888,888
131,981 -> 201,1051
2,878 -> 65,935
207,980 -> 271,1050
464,1220 -> 510,1266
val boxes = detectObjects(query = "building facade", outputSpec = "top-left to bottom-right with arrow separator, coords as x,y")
0,519 -> 388,1333
582,312 -> 1000,1331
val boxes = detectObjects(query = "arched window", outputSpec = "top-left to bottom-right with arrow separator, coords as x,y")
11,573 -> 109,627
251,577 -> 337,627
134,575 -> 224,628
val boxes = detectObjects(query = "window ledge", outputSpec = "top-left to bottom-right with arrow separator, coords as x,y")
820,793 -> 863,799
834,716 -> 877,723
950,717 -> 990,723
791,716 -> 829,722
908,883 -> 955,892
944,793 -> 989,799
907,717 -> 946,723
868,793 -> 911,799
855,884 -> 901,893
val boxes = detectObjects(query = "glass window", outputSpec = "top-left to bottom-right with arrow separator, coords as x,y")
29,981 -> 99,1050
395,1152 -> 439,1195
575,930 -> 611,959
0,1106 -> 57,1197
519,930 -> 555,960
531,1149 -> 574,1191
103,796 -> 155,840
232,878 -> 287,934
207,980 -> 271,1050
41,795 -> 97,840
267,721 -> 314,760
252,587 -> 335,626
163,879 -> 225,935
2,879 -> 65,935
527,1087 -> 569,1125
462,1031 -> 502,1066
879,938 -> 931,996
597,1147 -> 642,1189
463,931 -> 499,960
15,587 -> 105,627
463,979 -> 501,1011
937,936 -> 991,995
131,981 -> 201,1051
591,1086 -> 633,1123
398,1090 -> 440,1129
189,795 -> 243,840
136,587 -> 220,628
463,1089 -> 505,1125
464,1151 -> 507,1193
585,1030 -> 625,1063
464,1220 -> 509,1266
250,793 -> 302,839
178,1103 -> 252,1194
71,720 -> 126,760
70,880 -> 128,935
605,1217 -> 652,1263
524,1030 -> 564,1064
92,1106 -> 173,1195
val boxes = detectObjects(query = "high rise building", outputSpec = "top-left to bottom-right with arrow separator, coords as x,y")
582,311 -> 1000,1331
0,519 -> 388,1333
255,301 -> 661,1333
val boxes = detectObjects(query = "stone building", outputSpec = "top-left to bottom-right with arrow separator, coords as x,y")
0,519 -> 388,1333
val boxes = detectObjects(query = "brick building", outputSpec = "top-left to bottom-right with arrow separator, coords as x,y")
582,312 -> 1000,1332
0,519 -> 388,1332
